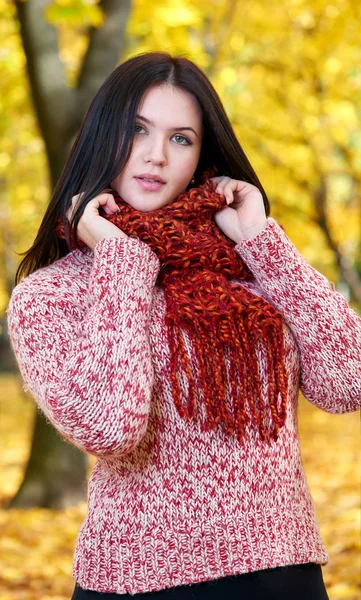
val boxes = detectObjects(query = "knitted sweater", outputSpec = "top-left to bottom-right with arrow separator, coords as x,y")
6,217 -> 361,596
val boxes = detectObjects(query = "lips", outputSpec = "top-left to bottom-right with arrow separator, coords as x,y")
135,177 -> 165,191
136,173 -> 165,183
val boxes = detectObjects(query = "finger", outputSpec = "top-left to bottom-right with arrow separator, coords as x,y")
95,192 -> 120,214
84,192 -> 119,216
108,194 -> 120,214
71,192 -> 85,206
223,180 -> 241,201
209,176 -> 224,185
223,183 -> 237,204
67,192 -> 85,219
214,184 -> 233,204
215,187 -> 228,201
68,191 -> 119,221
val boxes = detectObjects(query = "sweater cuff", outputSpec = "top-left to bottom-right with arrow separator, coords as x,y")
90,236 -> 160,305
234,217 -> 290,277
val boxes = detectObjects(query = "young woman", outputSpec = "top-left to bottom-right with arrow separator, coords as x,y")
7,51 -> 360,600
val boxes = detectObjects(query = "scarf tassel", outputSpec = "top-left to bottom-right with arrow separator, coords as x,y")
167,316 -> 288,445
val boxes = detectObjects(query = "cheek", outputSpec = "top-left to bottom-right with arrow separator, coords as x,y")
112,161 -> 133,186
176,148 -> 200,175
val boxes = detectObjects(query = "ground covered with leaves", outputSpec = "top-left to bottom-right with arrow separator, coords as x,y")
1,374 -> 360,600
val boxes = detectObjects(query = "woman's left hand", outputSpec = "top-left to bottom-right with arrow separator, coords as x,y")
210,176 -> 268,243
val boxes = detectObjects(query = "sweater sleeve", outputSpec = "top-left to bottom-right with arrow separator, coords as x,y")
6,236 -> 161,457
234,217 -> 361,414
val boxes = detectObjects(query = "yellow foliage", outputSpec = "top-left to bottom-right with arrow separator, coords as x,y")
45,0 -> 104,28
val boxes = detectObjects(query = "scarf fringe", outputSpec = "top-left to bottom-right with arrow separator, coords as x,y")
168,311 -> 288,445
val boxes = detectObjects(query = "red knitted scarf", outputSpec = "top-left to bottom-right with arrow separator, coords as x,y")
55,175 -> 289,445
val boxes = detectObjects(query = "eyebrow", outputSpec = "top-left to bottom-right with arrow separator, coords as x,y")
135,114 -> 199,138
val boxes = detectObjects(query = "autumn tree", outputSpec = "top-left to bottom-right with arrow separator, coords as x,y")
8,0 -> 131,509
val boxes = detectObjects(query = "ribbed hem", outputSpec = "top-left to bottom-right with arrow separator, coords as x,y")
72,506 -> 329,595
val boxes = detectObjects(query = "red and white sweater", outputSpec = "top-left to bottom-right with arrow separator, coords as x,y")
6,217 -> 361,595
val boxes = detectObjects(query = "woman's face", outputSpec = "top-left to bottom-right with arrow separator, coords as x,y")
110,84 -> 203,212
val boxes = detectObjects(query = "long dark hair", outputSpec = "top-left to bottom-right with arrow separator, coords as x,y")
14,51 -> 270,286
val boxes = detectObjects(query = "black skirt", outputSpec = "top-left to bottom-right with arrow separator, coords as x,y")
70,562 -> 329,599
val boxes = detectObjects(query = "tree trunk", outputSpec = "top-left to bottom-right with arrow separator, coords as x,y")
8,410 -> 88,509
9,0 -> 131,509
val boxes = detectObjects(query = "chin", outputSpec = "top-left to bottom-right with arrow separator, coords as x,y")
126,203 -> 157,213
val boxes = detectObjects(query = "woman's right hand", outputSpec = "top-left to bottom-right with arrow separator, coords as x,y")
66,190 -> 128,251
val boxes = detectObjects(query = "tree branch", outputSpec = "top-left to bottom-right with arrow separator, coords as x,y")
243,123 -> 361,303
14,0 -> 73,157
75,0 -> 131,125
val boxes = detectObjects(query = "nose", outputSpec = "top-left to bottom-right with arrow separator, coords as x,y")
144,136 -> 167,166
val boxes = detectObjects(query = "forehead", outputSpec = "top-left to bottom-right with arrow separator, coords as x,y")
138,85 -> 202,125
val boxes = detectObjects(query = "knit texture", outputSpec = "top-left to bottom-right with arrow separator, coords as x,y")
55,178 -> 289,446
6,218 -> 361,595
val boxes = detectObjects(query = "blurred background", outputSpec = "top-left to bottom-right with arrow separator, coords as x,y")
0,1 -> 360,599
